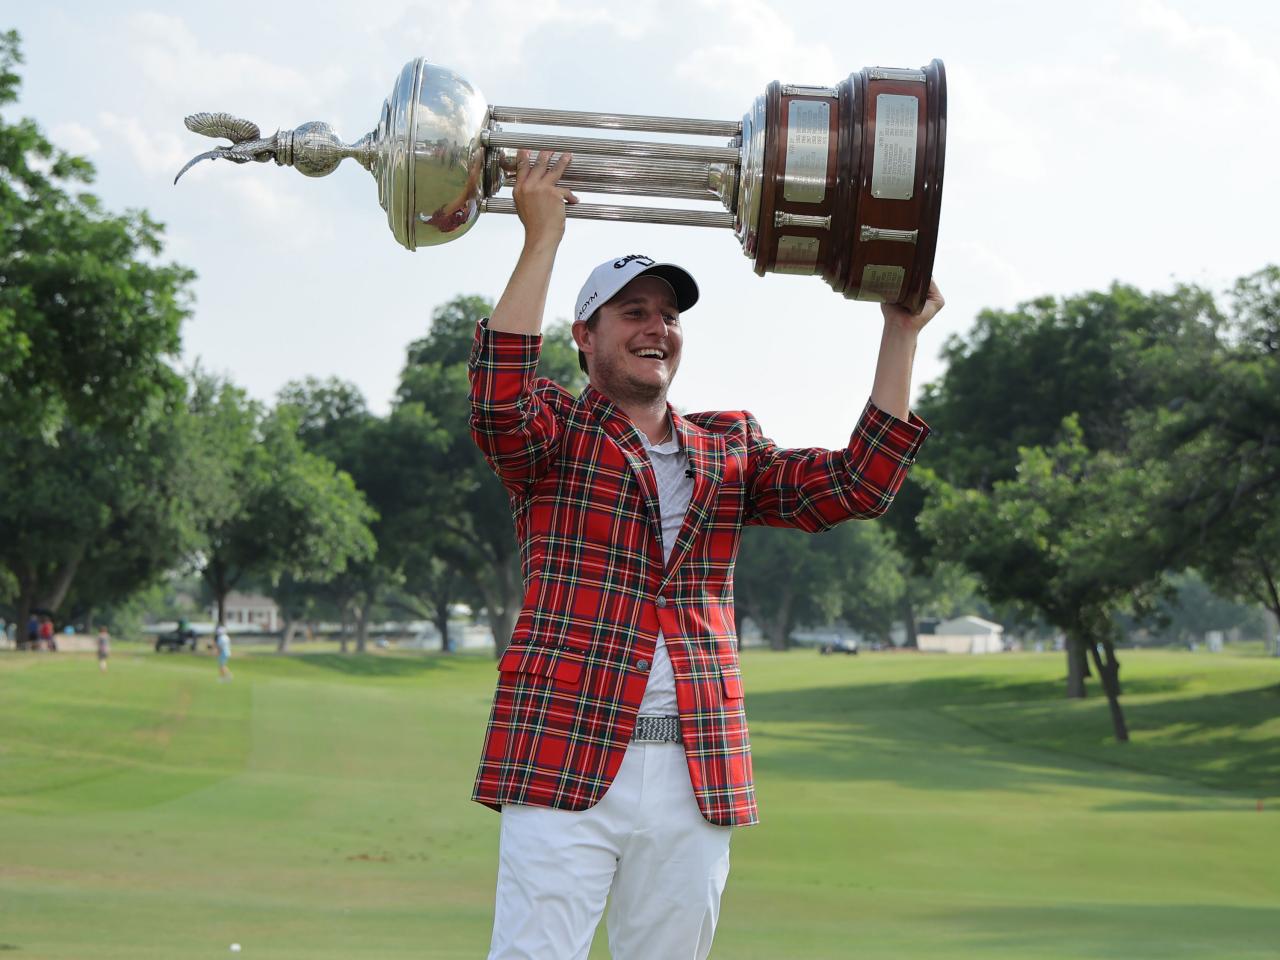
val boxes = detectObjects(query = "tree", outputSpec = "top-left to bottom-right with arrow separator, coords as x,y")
904,280 -> 1225,709
1145,570 -> 1268,646
0,31 -> 200,630
275,377 -> 400,652
393,296 -> 584,656
0,396 -> 196,635
188,376 -> 377,627
920,417 -> 1185,740
1133,267 -> 1280,653
0,31 -> 192,441
735,522 -> 905,649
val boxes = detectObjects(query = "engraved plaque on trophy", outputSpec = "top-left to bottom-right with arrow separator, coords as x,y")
176,58 -> 946,312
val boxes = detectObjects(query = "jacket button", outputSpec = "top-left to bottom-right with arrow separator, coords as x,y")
637,659 -> 651,672
655,596 -> 667,608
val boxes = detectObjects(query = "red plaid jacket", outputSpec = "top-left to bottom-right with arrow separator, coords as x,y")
468,322 -> 928,826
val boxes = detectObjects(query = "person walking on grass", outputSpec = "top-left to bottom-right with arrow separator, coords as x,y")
468,149 -> 942,960
96,625 -> 110,672
215,623 -> 232,681
38,615 -> 55,652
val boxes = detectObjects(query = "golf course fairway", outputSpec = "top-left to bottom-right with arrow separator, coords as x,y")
2,647 -> 1277,959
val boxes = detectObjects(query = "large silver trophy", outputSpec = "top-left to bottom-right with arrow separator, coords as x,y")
177,58 -> 946,311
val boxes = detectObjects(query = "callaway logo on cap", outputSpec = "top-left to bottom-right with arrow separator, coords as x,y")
574,255 -> 700,324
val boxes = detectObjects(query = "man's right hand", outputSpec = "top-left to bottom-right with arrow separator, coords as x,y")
489,151 -> 579,335
512,149 -> 580,248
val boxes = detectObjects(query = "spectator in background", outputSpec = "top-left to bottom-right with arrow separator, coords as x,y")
97,626 -> 111,673
215,623 -> 232,681
38,616 -> 55,652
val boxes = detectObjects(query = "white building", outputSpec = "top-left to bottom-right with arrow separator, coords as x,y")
918,615 -> 1005,654
211,592 -> 281,632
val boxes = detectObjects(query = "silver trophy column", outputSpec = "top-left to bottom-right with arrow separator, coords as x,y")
480,106 -> 742,230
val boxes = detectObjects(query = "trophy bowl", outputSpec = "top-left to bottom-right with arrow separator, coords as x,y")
177,57 -> 946,311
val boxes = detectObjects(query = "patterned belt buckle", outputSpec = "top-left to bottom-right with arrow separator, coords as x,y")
632,715 -> 683,743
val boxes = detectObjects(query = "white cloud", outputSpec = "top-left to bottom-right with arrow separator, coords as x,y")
1129,0 -> 1280,100
98,111 -> 191,180
946,63 -> 1046,185
674,0 -> 838,94
947,238 -> 1043,308
124,11 -> 351,118
369,0 -> 658,83
218,175 -> 333,246
50,121 -> 101,157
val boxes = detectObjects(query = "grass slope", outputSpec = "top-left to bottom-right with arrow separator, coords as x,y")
1,648 -> 1276,959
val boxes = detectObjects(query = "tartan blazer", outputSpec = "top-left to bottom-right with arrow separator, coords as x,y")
468,322 -> 928,826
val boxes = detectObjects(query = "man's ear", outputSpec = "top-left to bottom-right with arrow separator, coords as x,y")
571,320 -> 591,356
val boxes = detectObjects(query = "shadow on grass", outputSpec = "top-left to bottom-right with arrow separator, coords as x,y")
744,676 -> 1280,800
749,673 -> 1190,717
924,903 -> 1280,959
948,683 -> 1280,797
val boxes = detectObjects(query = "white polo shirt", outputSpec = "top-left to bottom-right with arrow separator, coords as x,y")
636,419 -> 693,716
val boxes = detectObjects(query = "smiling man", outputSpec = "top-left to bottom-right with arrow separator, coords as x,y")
468,150 -> 942,960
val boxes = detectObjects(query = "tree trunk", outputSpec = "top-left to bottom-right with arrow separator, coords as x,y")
488,596 -> 518,658
206,558 -> 230,628
766,617 -> 790,651
1065,634 -> 1088,699
278,618 -> 298,653
768,591 -> 795,651
355,600 -> 370,654
1258,560 -> 1280,657
481,559 -> 523,657
1087,638 -> 1129,742
433,597 -> 452,653
35,541 -> 87,613
16,600 -> 32,649
901,595 -> 918,648
16,568 -> 35,649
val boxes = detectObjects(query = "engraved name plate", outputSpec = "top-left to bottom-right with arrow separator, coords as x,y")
775,235 -> 820,274
871,94 -> 918,200
783,100 -> 830,204
855,264 -> 906,301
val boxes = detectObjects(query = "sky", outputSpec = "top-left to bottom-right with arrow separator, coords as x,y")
6,0 -> 1279,447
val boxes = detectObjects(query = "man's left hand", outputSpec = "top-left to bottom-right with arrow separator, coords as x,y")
880,280 -> 944,334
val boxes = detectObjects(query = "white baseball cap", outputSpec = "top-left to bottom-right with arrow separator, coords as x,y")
574,254 -> 699,325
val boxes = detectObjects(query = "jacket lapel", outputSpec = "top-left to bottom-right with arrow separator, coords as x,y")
662,412 -> 725,585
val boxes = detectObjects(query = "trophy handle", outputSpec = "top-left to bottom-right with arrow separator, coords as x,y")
175,113 -> 376,183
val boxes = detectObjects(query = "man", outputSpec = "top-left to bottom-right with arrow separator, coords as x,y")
468,150 -> 942,960
96,625 -> 111,673
214,623 -> 232,682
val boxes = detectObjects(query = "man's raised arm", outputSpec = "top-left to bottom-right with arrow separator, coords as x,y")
468,150 -> 579,492
489,150 -> 579,335
869,280 -> 945,421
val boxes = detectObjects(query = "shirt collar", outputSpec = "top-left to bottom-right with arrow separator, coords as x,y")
583,384 -> 682,454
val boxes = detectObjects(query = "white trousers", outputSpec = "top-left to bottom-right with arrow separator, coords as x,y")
487,741 -> 733,960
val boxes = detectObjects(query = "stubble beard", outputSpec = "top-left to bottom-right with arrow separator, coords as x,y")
592,351 -> 671,408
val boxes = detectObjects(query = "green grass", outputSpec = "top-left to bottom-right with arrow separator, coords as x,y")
1,648 -> 1277,959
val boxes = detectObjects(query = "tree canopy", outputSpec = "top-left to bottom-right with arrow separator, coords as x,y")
0,31 -> 192,440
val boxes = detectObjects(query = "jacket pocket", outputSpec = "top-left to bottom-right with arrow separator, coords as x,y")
719,662 -> 744,701
498,643 -> 585,689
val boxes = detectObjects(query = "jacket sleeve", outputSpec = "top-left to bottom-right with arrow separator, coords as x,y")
743,400 -> 929,531
467,320 -> 566,492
